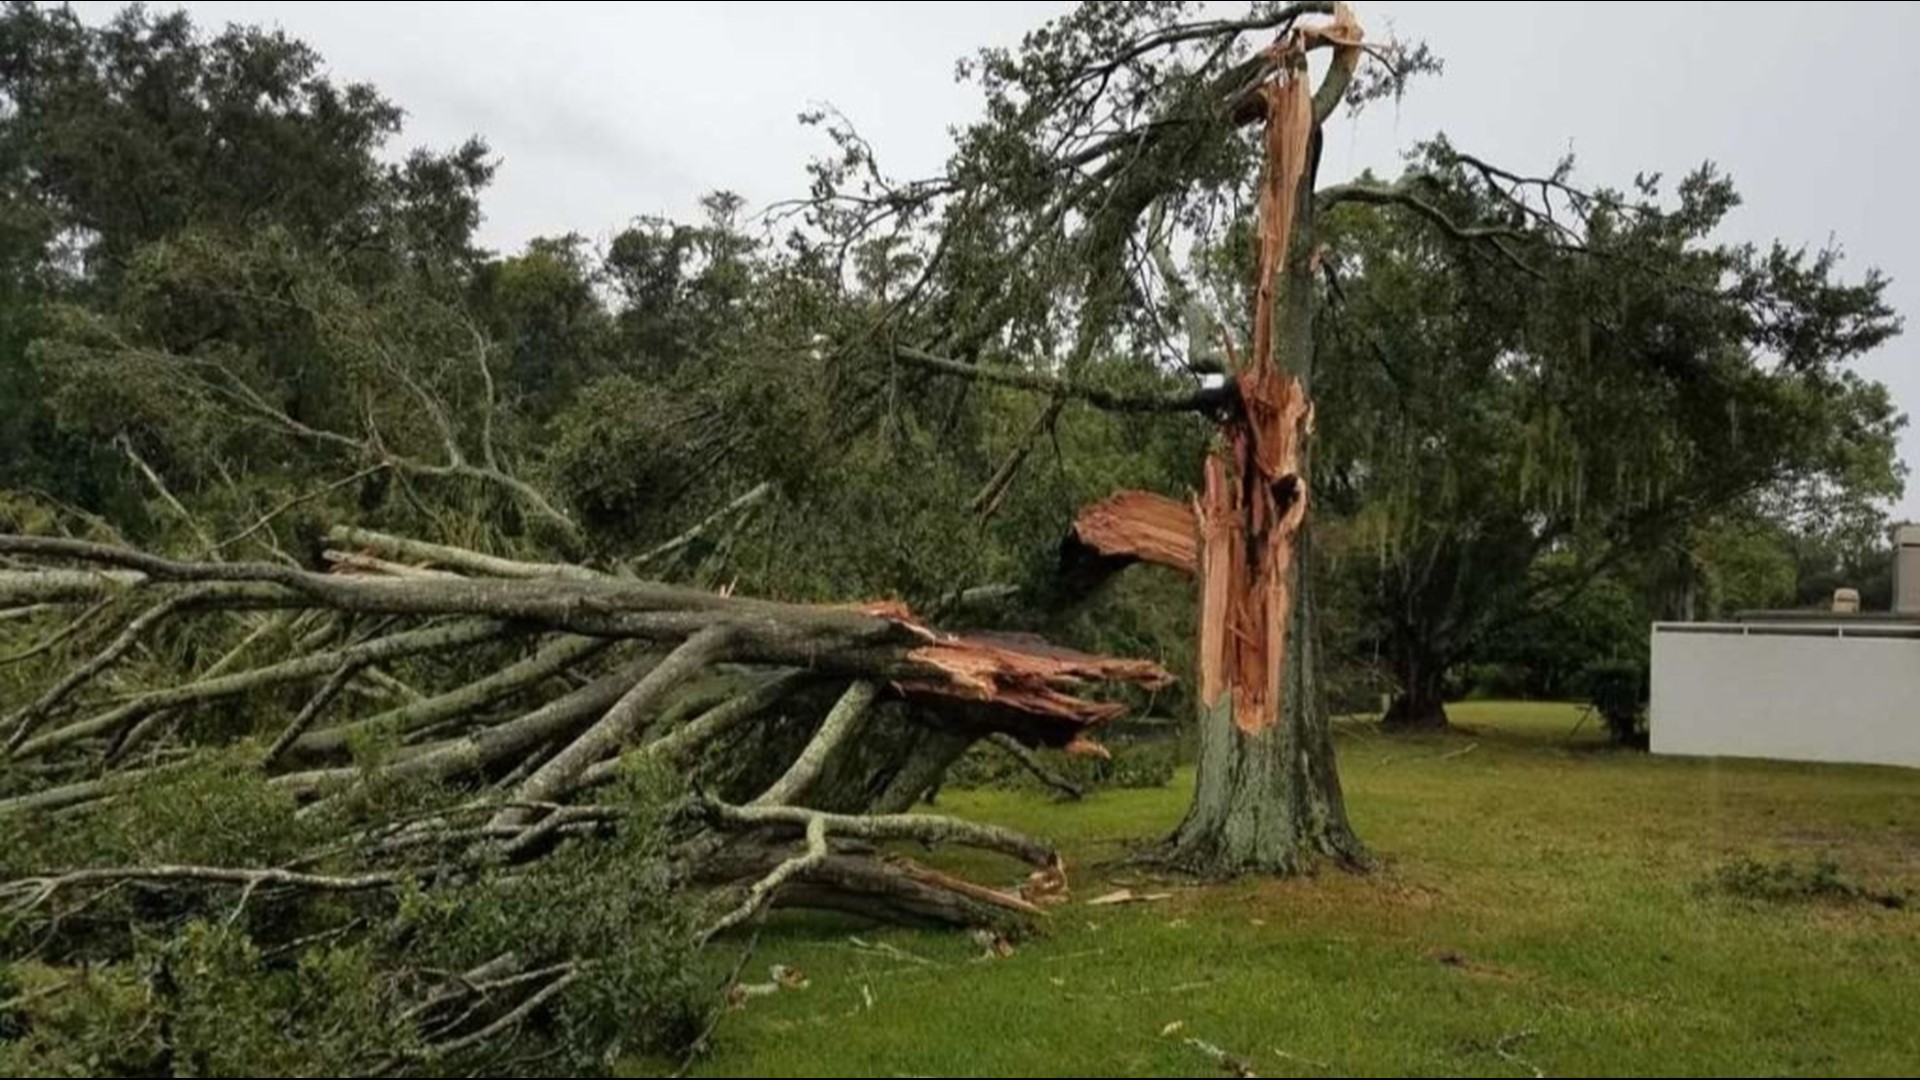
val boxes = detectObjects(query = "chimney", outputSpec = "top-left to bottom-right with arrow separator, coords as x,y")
1897,523 -> 1920,615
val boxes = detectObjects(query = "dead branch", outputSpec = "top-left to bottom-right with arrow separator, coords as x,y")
115,434 -> 217,554
969,399 -> 1065,520
1493,1030 -> 1546,1078
891,345 -> 1229,415
500,626 -> 735,820
751,680 -> 877,808
0,534 -> 1171,745
626,482 -> 776,571
3,589 -> 202,751
989,733 -> 1086,801
419,965 -> 584,1058
0,598 -> 112,666
4,864 -> 406,910
581,670 -> 813,788
702,800 -> 1060,872
11,619 -> 513,761
699,815 -> 829,945
264,659 -> 367,765
287,634 -> 609,762
209,464 -> 391,557
340,652 -> 664,794
326,525 -> 607,582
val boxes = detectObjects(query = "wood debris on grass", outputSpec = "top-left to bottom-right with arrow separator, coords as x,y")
1086,887 -> 1176,906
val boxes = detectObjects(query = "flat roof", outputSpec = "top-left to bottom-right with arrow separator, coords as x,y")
1731,609 -> 1920,623
1655,621 -> 1920,640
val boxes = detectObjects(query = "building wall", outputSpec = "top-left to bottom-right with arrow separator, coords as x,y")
1650,623 -> 1920,769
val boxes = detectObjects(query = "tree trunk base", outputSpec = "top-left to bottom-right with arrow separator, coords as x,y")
1158,696 -> 1369,879
1379,693 -> 1452,734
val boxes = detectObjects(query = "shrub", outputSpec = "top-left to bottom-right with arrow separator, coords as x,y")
1583,659 -> 1647,748
1706,856 -> 1909,910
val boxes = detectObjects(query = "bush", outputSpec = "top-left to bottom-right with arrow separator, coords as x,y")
1583,659 -> 1647,748
1706,856 -> 1909,910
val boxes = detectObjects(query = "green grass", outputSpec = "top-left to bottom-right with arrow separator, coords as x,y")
656,702 -> 1920,1078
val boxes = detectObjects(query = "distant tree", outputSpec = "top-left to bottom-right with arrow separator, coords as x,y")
1313,151 -> 1903,730
0,0 -> 493,499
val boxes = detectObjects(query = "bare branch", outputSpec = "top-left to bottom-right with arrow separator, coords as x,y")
626,482 -> 776,572
263,659 -> 366,766
970,399 -> 1064,521
0,569 -> 150,606
703,800 -> 1060,871
12,620 -> 512,761
115,435 -> 216,554
892,345 -> 1229,415
582,670 -> 813,789
209,464 -> 389,558
3,864 -> 405,910
699,814 -> 828,945
0,598 -> 113,668
354,653 -> 666,796
1317,181 -> 1546,280
503,626 -> 736,817
288,635 -> 609,762
751,680 -> 877,808
5,588 -> 210,752
327,526 -> 607,582
989,733 -> 1085,801
421,965 -> 583,1058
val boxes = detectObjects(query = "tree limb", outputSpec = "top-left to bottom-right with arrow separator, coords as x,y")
264,659 -> 367,766
326,526 -> 607,582
287,635 -> 610,762
699,815 -> 829,945
626,482 -> 776,571
3,864 -> 405,910
1317,180 -> 1545,280
892,345 -> 1229,415
702,799 -> 1059,871
11,619 -> 512,761
751,680 -> 877,808
989,733 -> 1085,801
581,670 -> 814,789
502,626 -> 736,818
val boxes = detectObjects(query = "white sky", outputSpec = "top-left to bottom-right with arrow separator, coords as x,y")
72,1 -> 1920,518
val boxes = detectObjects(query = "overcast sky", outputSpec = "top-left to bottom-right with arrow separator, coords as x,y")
71,1 -> 1920,518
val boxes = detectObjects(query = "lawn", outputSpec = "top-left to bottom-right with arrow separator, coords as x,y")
661,702 -> 1920,1078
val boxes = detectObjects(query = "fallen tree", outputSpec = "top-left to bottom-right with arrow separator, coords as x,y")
0,524 -> 1158,1072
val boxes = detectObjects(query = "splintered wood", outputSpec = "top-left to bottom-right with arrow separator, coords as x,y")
1074,12 -> 1352,736
1202,33 -> 1321,735
855,601 -> 1172,753
1072,490 -> 1200,575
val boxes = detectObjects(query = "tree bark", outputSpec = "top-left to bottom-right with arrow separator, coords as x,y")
1165,536 -> 1364,873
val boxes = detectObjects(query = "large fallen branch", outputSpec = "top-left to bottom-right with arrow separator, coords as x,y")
0,527 -> 1160,946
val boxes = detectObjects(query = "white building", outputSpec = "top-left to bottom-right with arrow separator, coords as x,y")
1649,526 -> 1920,770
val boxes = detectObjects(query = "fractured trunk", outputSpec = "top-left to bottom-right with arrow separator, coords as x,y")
1069,13 -> 1371,876
1168,533 -> 1364,873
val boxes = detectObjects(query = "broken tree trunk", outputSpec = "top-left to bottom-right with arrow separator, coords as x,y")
1062,9 -> 1369,875
1166,18 -> 1367,875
